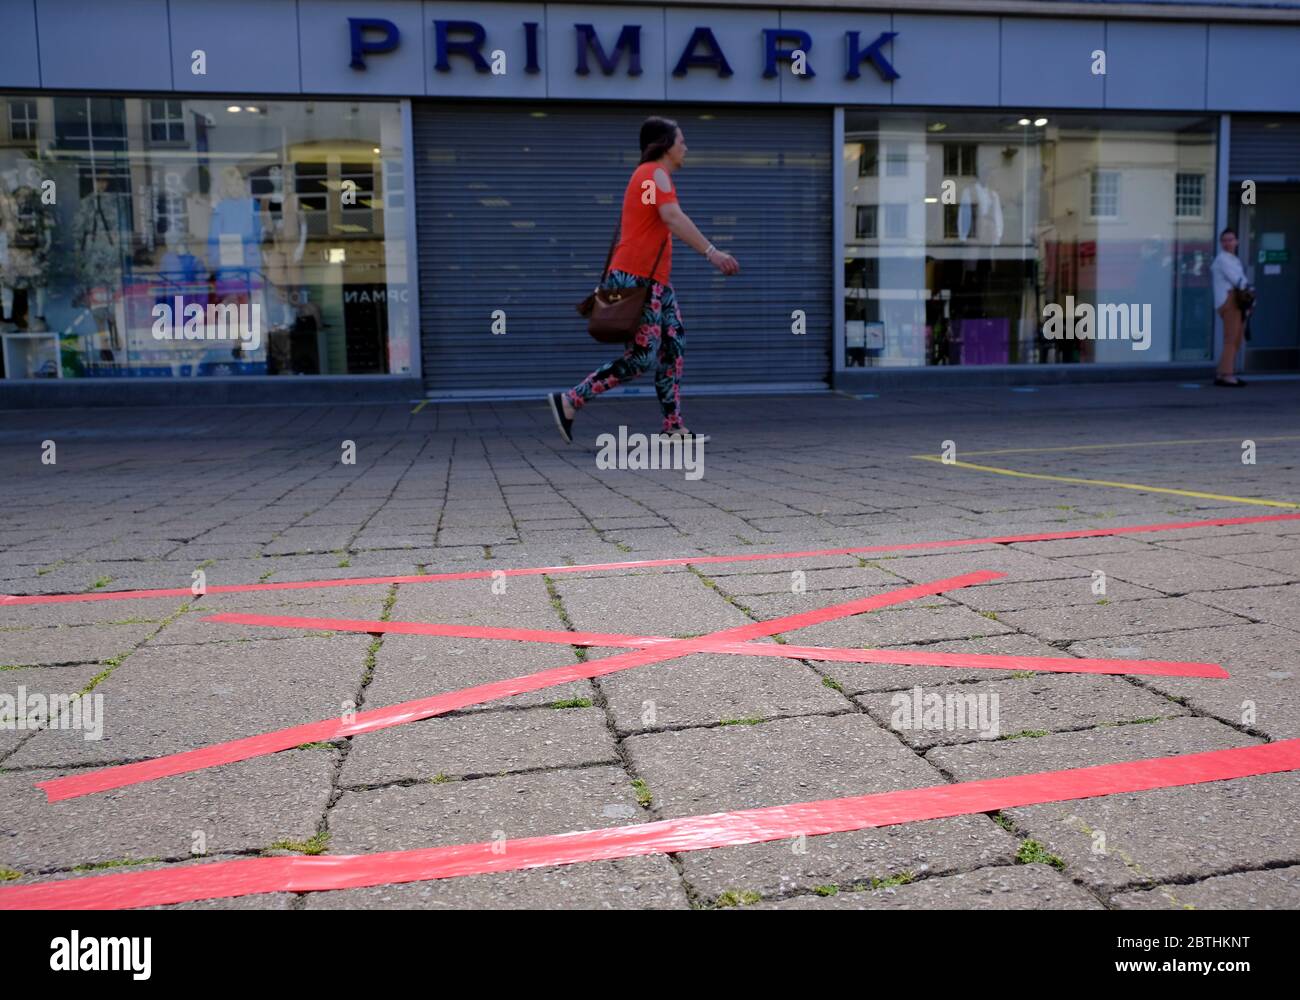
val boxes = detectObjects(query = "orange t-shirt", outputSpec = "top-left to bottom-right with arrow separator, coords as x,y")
609,161 -> 676,284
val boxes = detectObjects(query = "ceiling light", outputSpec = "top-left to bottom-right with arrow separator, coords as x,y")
226,106 -> 242,113
1034,117 -> 1048,127
923,196 -> 938,204
1017,118 -> 1031,126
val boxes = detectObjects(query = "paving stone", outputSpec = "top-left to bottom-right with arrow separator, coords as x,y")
0,753 -> 333,873
790,604 -> 1015,648
856,673 -> 1185,749
0,662 -> 107,759
328,765 -> 650,853
710,566 -> 900,596
597,651 -> 847,736
624,714 -> 1015,898
1062,549 -> 1294,593
0,622 -> 159,668
1111,865 -> 1300,910
755,864 -> 1103,909
340,707 -> 618,786
928,717 -> 1296,895
554,572 -> 752,636
996,597 -> 1244,642
365,634 -> 595,713
5,635 -> 370,767
948,577 -> 1163,612
1071,623 -> 1300,740
1186,583 -> 1300,633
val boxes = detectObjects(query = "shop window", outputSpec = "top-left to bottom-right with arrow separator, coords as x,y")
0,95 -> 409,380
843,111 -> 1217,369
1090,170 -> 1120,219
8,99 -> 37,141
1175,172 -> 1204,219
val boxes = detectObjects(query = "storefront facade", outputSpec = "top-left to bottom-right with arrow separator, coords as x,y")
1,0 -> 1297,404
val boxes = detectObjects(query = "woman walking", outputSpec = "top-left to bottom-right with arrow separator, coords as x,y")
548,116 -> 740,443
1211,227 -> 1252,387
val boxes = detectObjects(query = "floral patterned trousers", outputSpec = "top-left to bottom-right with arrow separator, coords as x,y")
566,270 -> 685,432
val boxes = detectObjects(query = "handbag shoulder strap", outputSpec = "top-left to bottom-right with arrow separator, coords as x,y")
599,218 -> 620,283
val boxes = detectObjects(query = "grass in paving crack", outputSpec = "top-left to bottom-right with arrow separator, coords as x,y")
91,576 -> 113,590
1016,839 -> 1066,870
72,857 -> 161,873
870,871 -> 915,890
719,717 -> 763,727
999,729 -> 1049,741
813,884 -> 839,897
549,697 -> 592,709
631,779 -> 653,807
295,741 -> 337,751
269,832 -> 330,856
1009,670 -> 1036,679
0,867 -> 21,882
715,889 -> 762,908
430,772 -> 452,784
992,812 -> 1015,833
822,676 -> 845,693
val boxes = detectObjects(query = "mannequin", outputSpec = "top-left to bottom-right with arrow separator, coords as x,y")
958,172 -> 1004,245
260,164 -> 307,330
206,166 -> 262,288
73,176 -> 130,355
1,165 -> 54,332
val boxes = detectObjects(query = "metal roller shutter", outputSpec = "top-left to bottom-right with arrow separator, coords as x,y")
1230,118 -> 1300,182
413,103 -> 832,396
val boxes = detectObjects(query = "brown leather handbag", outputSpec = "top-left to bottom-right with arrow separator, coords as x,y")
576,222 -> 668,344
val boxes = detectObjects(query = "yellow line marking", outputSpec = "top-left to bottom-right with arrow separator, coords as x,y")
912,455 -> 1300,509
410,400 -> 428,414
912,435 -> 1300,459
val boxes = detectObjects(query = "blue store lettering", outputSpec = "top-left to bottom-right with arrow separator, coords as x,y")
347,17 -> 899,82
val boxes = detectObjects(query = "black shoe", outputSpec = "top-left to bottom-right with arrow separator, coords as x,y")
547,392 -> 574,443
1213,377 -> 1245,388
665,429 -> 709,444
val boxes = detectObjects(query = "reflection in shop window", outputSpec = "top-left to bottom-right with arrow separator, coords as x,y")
855,205 -> 877,239
1090,170 -> 1121,220
1175,172 -> 1204,219
8,100 -> 37,142
0,96 -> 410,380
842,111 -> 1217,368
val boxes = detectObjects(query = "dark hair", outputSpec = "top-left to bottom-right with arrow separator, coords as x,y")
639,116 -> 679,163
1220,227 -> 1237,239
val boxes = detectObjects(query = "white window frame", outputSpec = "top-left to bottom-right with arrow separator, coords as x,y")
1090,170 -> 1120,220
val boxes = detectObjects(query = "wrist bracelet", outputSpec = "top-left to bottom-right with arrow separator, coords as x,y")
705,243 -> 717,259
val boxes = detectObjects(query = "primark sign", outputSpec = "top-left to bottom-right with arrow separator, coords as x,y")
348,17 -> 900,84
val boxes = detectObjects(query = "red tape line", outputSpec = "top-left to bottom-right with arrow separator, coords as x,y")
4,512 -> 1298,606
37,572 -> 1002,802
204,613 -> 1229,679
7,738 -> 1297,910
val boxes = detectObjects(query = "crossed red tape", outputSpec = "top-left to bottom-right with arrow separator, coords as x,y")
2,512 -> 1297,909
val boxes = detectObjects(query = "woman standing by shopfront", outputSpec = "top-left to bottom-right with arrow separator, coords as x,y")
548,116 -> 739,443
1211,227 -> 1252,388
